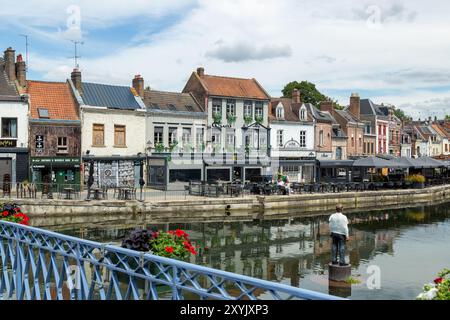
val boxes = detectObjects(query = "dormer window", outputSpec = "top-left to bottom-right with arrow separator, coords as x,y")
276,105 -> 284,120
300,106 -> 307,121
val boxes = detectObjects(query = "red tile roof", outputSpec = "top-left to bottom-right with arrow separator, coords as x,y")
198,74 -> 270,100
26,80 -> 79,120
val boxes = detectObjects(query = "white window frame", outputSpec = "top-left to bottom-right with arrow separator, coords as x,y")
299,131 -> 306,148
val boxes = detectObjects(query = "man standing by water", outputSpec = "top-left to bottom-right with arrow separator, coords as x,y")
329,204 -> 349,266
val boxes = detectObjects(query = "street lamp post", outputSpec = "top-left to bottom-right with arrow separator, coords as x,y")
138,152 -> 145,201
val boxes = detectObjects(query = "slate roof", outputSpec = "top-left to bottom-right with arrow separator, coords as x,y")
269,98 -> 312,122
26,80 -> 79,121
196,73 -> 270,100
336,109 -> 365,125
305,103 -> 335,123
360,99 -> 390,120
81,82 -> 143,110
143,90 -> 204,113
0,57 -> 20,101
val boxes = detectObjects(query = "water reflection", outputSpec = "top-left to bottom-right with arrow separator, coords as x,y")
60,202 -> 450,300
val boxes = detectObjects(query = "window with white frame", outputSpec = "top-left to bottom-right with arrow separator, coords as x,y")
299,131 -> 306,147
154,127 -> 164,145
169,127 -> 177,145
300,107 -> 307,121
57,136 -> 68,154
196,128 -> 204,149
1,118 -> 17,138
319,130 -> 324,146
277,130 -> 284,147
276,105 -> 284,119
211,129 -> 221,145
226,99 -> 236,116
255,101 -> 263,118
212,98 -> 222,116
182,128 -> 191,146
244,100 -> 253,117
226,130 -> 235,149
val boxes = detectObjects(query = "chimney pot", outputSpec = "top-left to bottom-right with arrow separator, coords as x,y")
15,54 -> 26,88
71,68 -> 82,95
4,47 -> 16,82
292,88 -> 301,104
349,93 -> 360,119
132,74 -> 144,97
197,67 -> 205,77
320,101 -> 334,114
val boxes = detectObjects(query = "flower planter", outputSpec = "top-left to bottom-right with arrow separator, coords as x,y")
412,182 -> 424,189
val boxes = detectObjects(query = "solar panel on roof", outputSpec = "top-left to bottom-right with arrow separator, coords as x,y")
38,108 -> 49,118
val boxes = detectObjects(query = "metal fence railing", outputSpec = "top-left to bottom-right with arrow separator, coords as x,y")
2,179 -> 449,201
0,220 -> 342,300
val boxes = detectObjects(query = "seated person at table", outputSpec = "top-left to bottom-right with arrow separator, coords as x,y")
277,178 -> 287,195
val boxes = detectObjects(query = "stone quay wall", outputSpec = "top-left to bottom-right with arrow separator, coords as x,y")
9,185 -> 450,230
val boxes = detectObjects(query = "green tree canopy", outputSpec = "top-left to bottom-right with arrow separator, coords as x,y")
281,81 -> 343,110
393,108 -> 412,121
445,115 -> 450,120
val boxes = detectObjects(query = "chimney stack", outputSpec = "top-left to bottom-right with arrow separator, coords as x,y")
349,93 -> 360,119
320,100 -> 334,114
4,47 -> 16,82
197,67 -> 205,77
132,74 -> 144,97
71,68 -> 82,95
292,89 -> 301,104
16,54 -> 26,88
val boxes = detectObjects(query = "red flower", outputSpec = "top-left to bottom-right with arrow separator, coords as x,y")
13,213 -> 30,226
165,246 -> 174,253
434,277 -> 443,284
175,229 -> 185,237
2,211 -> 8,217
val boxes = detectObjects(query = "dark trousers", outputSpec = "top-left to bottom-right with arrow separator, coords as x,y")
331,233 -> 346,264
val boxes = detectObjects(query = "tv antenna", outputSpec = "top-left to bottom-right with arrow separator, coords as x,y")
19,34 -> 29,71
70,40 -> 84,69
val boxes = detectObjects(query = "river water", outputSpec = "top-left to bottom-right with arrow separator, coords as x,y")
59,201 -> 450,300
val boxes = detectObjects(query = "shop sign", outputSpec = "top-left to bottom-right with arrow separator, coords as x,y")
0,140 -> 17,148
35,135 -> 44,152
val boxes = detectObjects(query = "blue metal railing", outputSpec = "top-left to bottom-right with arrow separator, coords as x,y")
0,221 -> 343,300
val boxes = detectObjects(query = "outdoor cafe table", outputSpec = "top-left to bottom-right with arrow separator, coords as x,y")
117,187 -> 133,200
63,187 -> 75,200
91,187 -> 102,200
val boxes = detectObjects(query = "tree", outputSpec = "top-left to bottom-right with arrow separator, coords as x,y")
281,81 -> 344,110
445,115 -> 450,121
393,108 -> 411,121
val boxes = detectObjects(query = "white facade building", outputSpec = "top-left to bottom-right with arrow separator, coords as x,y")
269,96 -> 316,183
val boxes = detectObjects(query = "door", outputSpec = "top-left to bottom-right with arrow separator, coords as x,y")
0,158 -> 12,184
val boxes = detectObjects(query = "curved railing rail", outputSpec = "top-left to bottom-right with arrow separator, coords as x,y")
0,221 -> 343,300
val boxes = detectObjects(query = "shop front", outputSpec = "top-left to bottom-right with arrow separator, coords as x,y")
30,157 -> 81,187
82,156 -> 144,188
0,144 -> 28,185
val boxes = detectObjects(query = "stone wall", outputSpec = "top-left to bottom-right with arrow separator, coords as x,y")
14,185 -> 450,230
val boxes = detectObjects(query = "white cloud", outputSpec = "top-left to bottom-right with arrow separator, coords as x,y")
5,0 -> 450,118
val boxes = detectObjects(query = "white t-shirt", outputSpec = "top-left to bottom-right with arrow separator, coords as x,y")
329,212 -> 349,237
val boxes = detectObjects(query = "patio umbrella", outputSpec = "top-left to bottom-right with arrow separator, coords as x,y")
419,157 -> 448,168
352,156 -> 404,168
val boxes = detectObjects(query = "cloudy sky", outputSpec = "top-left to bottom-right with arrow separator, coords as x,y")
1,0 -> 449,119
